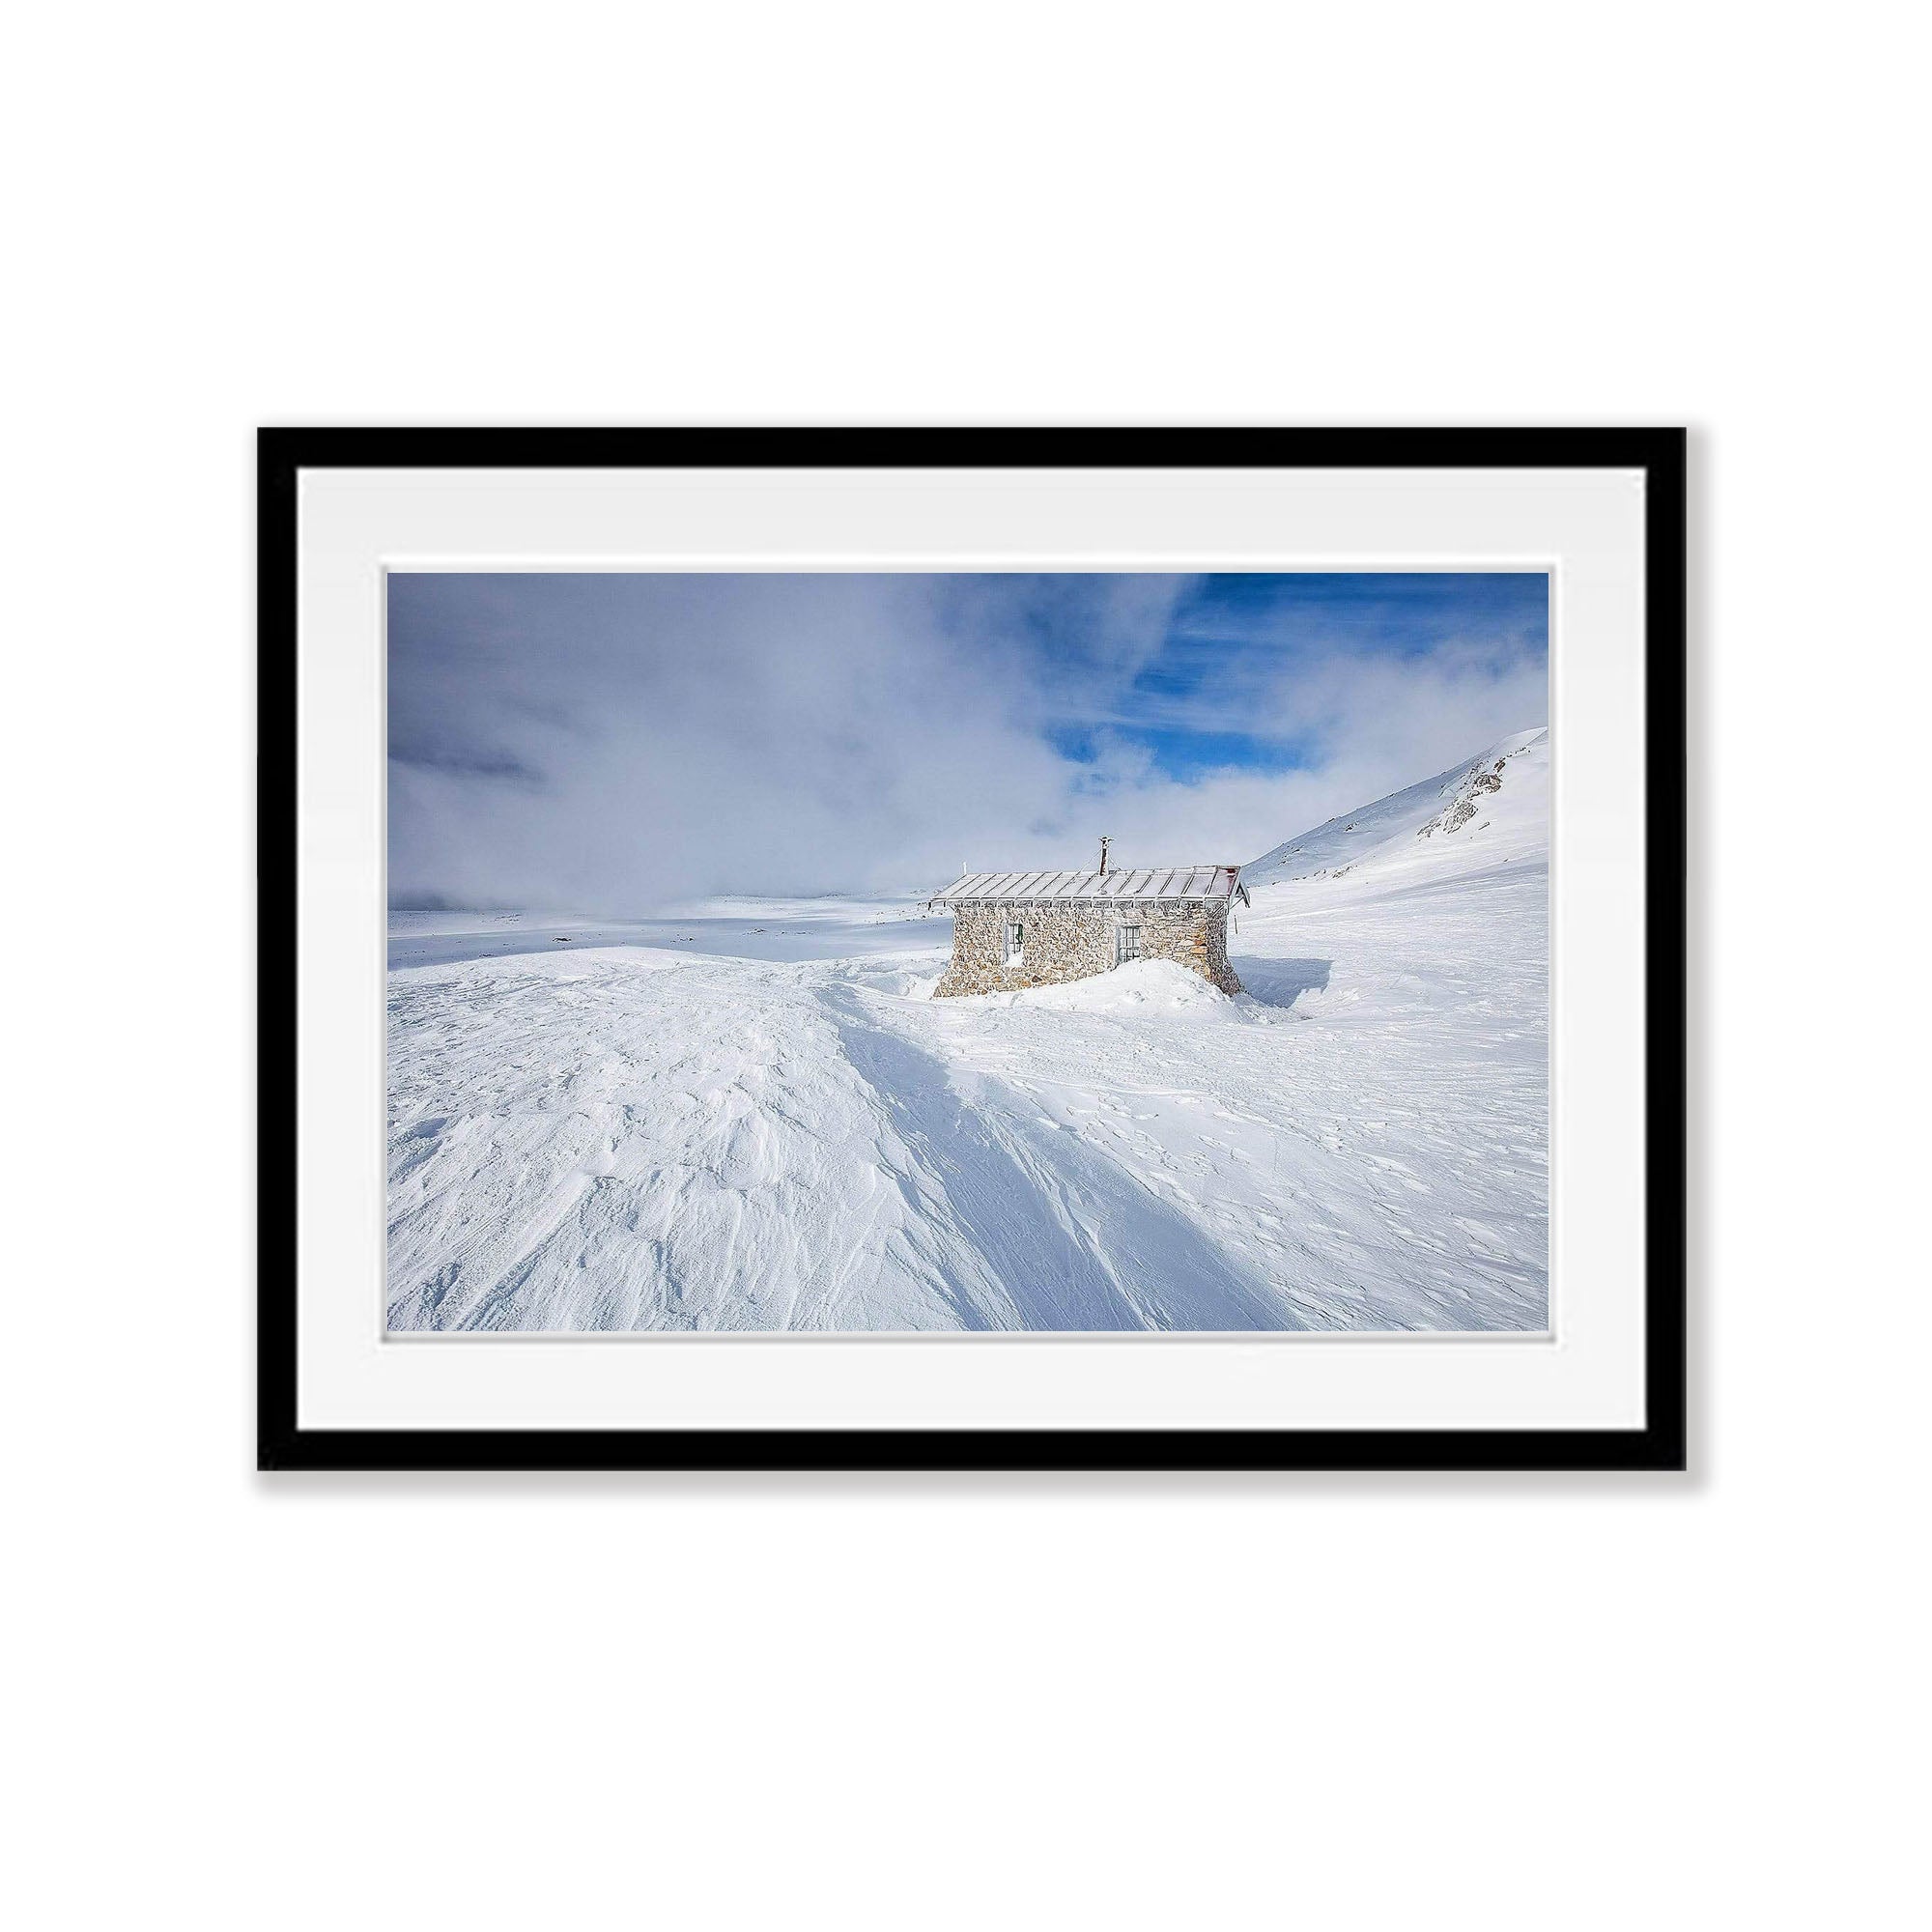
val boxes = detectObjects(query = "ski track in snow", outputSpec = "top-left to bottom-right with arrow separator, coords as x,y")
386,731 -> 1550,1332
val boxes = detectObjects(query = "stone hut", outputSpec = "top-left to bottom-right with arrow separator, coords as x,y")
928,849 -> 1249,998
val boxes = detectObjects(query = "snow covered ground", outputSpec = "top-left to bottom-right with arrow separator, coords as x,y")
386,730 -> 1548,1332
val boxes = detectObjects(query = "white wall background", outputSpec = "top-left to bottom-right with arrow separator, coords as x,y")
7,5 -> 1924,1927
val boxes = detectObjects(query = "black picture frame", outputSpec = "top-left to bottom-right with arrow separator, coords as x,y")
259,427 -> 1687,1473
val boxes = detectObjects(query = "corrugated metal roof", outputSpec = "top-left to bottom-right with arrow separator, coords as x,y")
930,865 -> 1242,904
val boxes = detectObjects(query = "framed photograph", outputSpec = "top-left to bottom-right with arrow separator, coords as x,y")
260,428 -> 1685,1471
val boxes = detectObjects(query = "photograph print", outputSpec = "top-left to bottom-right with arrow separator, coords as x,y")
387,569 -> 1549,1335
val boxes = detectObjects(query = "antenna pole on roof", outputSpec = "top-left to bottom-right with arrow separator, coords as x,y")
1099,834 -> 1111,878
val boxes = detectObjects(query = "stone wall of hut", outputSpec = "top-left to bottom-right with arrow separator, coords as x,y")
933,899 -> 1241,998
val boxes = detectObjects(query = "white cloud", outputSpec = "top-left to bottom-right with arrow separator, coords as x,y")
388,573 -> 1546,908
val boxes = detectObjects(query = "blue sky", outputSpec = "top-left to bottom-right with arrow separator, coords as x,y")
389,571 -> 1547,908
1037,574 -> 1547,781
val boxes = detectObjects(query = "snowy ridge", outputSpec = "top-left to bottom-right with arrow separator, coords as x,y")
1244,727 -> 1548,899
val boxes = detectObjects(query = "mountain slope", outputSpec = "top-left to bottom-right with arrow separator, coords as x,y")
1244,727 -> 1548,902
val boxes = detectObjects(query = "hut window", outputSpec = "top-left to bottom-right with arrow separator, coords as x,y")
1005,922 -> 1025,964
1116,923 -> 1143,965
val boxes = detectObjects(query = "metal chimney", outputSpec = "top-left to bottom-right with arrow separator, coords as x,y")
1098,835 -> 1111,877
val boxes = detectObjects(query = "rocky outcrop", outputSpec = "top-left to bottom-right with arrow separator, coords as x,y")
1419,753 -> 1512,839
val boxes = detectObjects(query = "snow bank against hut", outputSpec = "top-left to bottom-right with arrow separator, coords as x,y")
976,957 -> 1248,1019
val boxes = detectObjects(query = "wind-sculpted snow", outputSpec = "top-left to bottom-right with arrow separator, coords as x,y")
387,731 -> 1549,1331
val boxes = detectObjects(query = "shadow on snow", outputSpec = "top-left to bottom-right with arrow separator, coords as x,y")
1232,955 -> 1331,1009
818,985 -> 1302,1332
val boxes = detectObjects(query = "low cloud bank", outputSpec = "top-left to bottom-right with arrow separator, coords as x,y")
388,573 -> 1546,911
